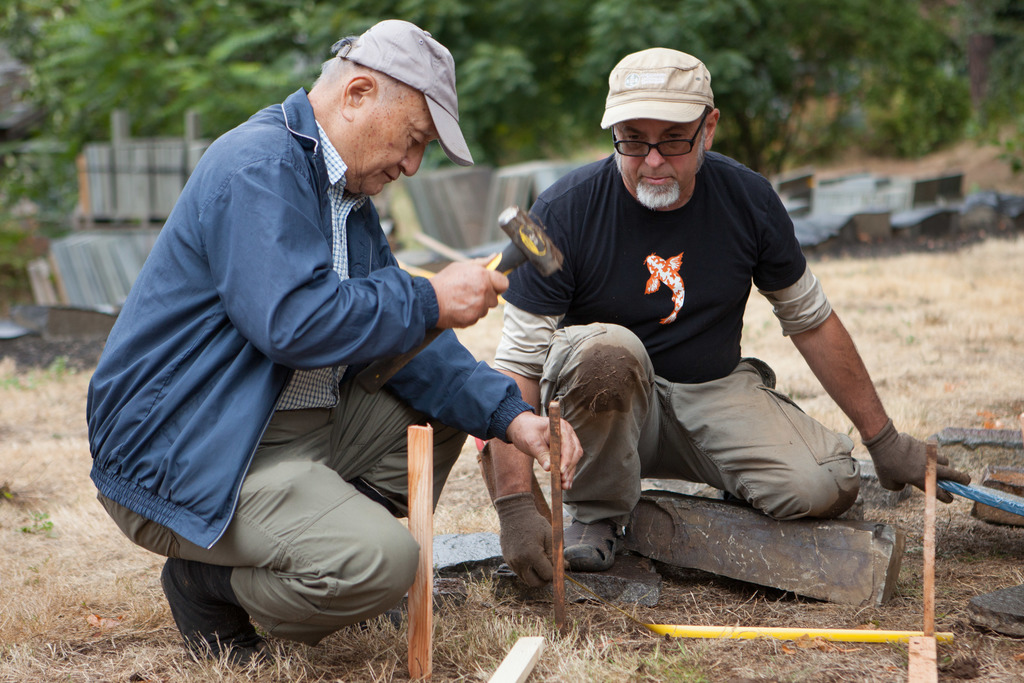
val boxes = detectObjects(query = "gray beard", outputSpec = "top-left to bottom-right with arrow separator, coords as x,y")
616,142 -> 706,211
636,178 -> 681,210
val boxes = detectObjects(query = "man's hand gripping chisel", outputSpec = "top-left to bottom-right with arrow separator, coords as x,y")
355,206 -> 564,393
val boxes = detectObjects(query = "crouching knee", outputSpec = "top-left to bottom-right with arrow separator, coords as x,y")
348,523 -> 420,612
250,521 -> 421,644
555,324 -> 654,410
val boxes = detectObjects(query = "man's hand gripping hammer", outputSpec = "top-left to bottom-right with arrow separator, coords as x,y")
356,207 -> 563,393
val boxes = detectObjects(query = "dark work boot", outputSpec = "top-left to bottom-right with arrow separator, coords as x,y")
160,558 -> 269,665
563,519 -> 622,572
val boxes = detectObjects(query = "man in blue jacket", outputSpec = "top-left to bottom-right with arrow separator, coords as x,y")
86,19 -> 581,663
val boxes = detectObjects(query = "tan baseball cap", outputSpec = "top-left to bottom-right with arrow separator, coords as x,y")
601,48 -> 714,130
334,20 -> 473,166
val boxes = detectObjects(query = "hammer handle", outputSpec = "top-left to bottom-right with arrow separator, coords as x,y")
486,240 -> 528,275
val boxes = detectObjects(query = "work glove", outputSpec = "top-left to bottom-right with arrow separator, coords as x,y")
493,492 -> 553,588
863,419 -> 971,504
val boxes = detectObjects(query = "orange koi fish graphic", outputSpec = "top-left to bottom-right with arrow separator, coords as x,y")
644,252 -> 685,324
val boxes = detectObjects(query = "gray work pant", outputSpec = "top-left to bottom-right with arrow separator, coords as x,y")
100,379 -> 466,644
539,323 -> 859,528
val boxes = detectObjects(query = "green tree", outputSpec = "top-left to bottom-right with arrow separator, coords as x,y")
580,0 -> 970,172
958,0 -> 1024,172
3,0 -> 336,148
1,0 -> 977,174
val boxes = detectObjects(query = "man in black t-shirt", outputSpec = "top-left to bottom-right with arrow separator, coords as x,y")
483,48 -> 971,583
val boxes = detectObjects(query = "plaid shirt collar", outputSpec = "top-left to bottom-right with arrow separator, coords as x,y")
315,122 -> 366,208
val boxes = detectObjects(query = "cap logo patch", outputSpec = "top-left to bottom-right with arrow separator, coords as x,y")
624,71 -> 669,89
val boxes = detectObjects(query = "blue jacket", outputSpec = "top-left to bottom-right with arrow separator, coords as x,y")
87,89 -> 531,549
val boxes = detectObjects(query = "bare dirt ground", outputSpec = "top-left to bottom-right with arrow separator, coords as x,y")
1,144 -> 1023,682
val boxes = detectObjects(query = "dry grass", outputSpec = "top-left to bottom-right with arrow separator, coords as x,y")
2,235 -> 1024,682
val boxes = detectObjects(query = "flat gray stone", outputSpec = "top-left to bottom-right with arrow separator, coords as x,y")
385,577 -> 469,620
858,458 -> 914,507
433,532 -> 503,577
891,206 -> 961,237
0,319 -> 33,340
10,304 -> 118,340
935,427 -> 1024,472
851,210 -> 892,241
641,478 -> 719,498
645,477 -> 865,518
968,584 -> 1024,637
623,491 -> 905,607
492,554 -> 661,607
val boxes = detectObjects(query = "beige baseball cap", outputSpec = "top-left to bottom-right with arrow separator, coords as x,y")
334,20 -> 473,166
601,48 -> 714,130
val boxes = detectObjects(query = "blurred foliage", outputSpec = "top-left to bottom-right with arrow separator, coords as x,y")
962,0 -> 1024,172
1,0 -> 1022,257
1,0 -> 334,148
964,0 -> 1024,120
0,139 -> 76,308
860,3 -> 973,158
0,0 -> 993,174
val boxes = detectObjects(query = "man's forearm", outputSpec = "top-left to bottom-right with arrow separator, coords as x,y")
490,369 -> 542,498
790,312 -> 888,440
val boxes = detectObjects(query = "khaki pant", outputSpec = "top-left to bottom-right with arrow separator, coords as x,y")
100,379 -> 465,644
539,323 -> 859,528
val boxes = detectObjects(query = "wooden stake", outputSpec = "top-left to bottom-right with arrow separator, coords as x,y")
488,636 -> 545,683
548,401 -> 566,636
908,636 -> 938,682
908,441 -> 939,683
531,469 -> 553,522
408,424 -> 434,680
477,440 -> 499,503
923,442 -> 937,637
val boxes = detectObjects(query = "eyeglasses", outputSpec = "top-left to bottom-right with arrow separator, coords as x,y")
612,110 -> 709,157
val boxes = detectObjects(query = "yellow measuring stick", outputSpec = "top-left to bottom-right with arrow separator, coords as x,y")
645,623 -> 953,644
565,575 -> 954,645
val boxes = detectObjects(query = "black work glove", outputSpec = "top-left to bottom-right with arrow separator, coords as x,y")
493,492 -> 553,588
863,419 -> 971,504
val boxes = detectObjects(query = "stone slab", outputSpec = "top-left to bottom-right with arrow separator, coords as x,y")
622,491 -> 905,607
641,478 -> 720,498
968,584 -> 1024,637
384,577 -> 469,622
971,466 -> 1024,526
492,554 -> 661,607
851,211 -> 892,242
0,319 -> 34,340
10,304 -> 117,340
891,207 -> 961,238
857,458 -> 914,508
934,427 -> 1024,473
643,477 -> 865,519
433,532 -> 504,578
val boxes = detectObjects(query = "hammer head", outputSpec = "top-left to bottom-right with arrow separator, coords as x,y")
494,206 -> 564,277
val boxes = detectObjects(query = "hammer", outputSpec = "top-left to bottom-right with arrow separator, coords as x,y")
356,206 -> 563,393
